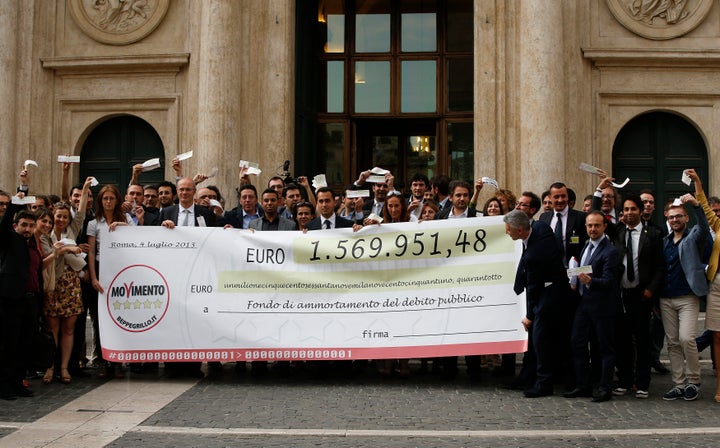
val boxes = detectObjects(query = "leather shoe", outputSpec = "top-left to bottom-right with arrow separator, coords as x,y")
562,387 -> 592,398
13,386 -> 33,398
592,391 -> 612,402
523,387 -> 553,398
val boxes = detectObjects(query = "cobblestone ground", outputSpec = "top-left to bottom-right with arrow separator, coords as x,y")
3,357 -> 719,448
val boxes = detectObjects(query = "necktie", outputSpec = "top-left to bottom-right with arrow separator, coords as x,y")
579,243 -> 594,294
324,219 -> 331,229
605,213 -> 613,224
582,242 -> 594,266
554,212 -> 563,248
181,209 -> 190,227
626,228 -> 635,282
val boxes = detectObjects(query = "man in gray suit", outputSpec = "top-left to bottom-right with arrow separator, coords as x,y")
249,188 -> 297,231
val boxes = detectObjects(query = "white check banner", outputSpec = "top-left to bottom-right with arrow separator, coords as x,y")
98,217 -> 526,362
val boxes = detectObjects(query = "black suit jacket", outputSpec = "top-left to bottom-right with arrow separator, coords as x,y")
159,204 -> 216,227
435,206 -> 477,220
0,204 -> 35,299
612,223 -> 665,297
305,215 -> 354,230
539,208 -> 588,266
515,220 -> 570,321
577,236 -> 621,317
221,206 -> 263,229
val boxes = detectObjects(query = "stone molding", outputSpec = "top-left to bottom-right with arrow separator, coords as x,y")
67,0 -> 170,45
605,0 -> 714,40
583,47 -> 720,67
41,53 -> 189,74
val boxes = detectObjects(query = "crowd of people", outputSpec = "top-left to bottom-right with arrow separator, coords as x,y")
1,158 -> 718,405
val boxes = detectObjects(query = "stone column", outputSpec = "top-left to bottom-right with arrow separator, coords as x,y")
518,0 -> 565,193
0,2 -> 18,188
196,0 -> 243,195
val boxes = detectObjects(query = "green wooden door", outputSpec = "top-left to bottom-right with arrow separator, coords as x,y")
612,111 -> 708,224
80,115 -> 165,189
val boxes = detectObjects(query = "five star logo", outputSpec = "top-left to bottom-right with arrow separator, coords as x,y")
106,265 -> 170,333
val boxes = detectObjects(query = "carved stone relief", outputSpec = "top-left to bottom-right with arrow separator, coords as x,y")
68,0 -> 170,45
606,0 -> 714,40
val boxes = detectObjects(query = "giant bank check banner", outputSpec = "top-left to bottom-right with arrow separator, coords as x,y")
98,216 -> 526,363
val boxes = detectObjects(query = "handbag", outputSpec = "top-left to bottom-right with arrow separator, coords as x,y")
43,264 -> 56,293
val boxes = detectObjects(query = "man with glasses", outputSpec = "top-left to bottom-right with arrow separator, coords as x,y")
659,190 -> 709,401
515,192 -> 541,221
143,185 -> 160,213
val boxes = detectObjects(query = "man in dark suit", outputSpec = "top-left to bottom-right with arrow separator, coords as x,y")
435,180 -> 477,220
505,210 -> 570,397
563,211 -> 621,402
306,187 -> 354,230
158,178 -> 215,378
611,195 -> 664,399
538,182 -> 588,390
222,184 -> 263,229
160,177 -> 216,229
1,205 -> 42,400
539,182 -> 588,266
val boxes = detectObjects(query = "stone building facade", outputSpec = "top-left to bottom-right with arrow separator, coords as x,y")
0,0 -> 718,211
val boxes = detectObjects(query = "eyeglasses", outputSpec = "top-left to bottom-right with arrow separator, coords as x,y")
0,201 -> 9,207
667,214 -> 687,220
144,194 -> 158,198
294,201 -> 313,209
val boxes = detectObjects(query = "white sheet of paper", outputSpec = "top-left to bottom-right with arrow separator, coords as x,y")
367,212 -> 383,223
578,162 -> 603,175
60,238 -> 77,246
567,265 -> 593,277
90,177 -> 99,187
481,177 -> 499,189
238,160 -> 261,175
611,178 -> 630,188
57,155 -> 80,163
312,174 -> 328,189
367,175 -> 387,183
12,195 -> 36,205
177,150 -> 194,161
24,159 -> 38,168
681,170 -> 692,186
142,158 -> 161,172
672,198 -> 683,206
346,189 -> 370,199
370,167 -> 389,175
208,199 -> 224,213
197,216 -> 206,228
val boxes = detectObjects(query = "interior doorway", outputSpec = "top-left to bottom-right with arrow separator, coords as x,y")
355,119 -> 437,192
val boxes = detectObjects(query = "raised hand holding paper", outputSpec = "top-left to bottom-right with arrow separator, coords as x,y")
239,160 -> 262,175
177,150 -> 194,161
142,158 -> 161,172
312,174 -> 328,189
57,155 -> 81,163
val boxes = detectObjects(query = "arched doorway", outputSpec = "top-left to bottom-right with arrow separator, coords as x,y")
612,111 -> 708,224
80,115 -> 165,189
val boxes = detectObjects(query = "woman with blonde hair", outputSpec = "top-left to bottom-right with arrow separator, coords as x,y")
40,177 -> 92,384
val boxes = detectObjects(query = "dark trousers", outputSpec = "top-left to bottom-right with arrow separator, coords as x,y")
532,308 -> 556,391
571,304 -> 615,393
0,293 -> 39,394
615,288 -> 652,390
650,309 -> 665,362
